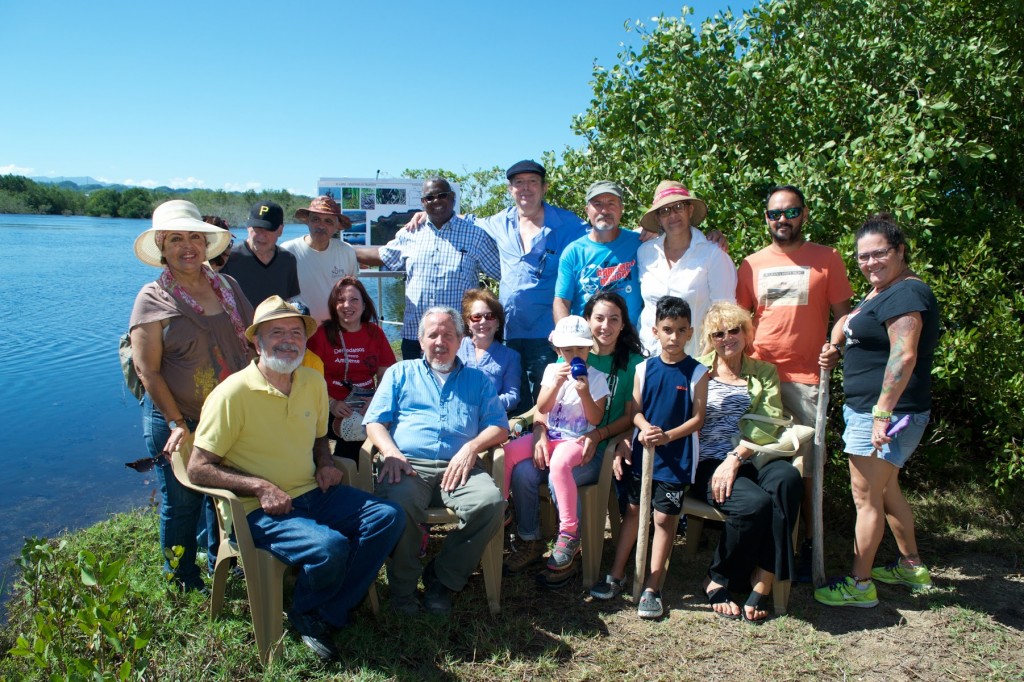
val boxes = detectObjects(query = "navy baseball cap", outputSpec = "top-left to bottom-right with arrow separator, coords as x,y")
506,159 -> 546,181
246,200 -> 284,230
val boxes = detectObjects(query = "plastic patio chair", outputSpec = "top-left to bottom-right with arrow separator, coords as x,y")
679,454 -> 804,614
510,408 -> 619,587
364,440 -> 506,615
170,444 -> 379,665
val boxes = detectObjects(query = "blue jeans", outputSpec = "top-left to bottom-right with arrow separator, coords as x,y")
247,484 -> 404,628
506,338 -> 556,414
142,398 -> 213,589
509,447 -> 605,540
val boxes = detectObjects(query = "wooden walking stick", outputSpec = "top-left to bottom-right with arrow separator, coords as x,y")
633,445 -> 655,603
812,368 -> 830,587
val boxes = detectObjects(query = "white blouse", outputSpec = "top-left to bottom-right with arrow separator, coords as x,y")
637,227 -> 738,357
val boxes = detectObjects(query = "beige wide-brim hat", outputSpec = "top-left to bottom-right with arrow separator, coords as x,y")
133,200 -> 233,267
244,295 -> 318,342
638,180 -> 709,231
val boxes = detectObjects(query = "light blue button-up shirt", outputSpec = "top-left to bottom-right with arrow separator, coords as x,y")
471,203 -> 587,340
364,358 -> 507,462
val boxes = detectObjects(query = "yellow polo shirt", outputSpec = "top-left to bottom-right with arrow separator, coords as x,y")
195,361 -> 329,514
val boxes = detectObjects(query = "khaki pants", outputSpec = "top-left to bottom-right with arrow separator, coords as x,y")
377,457 -> 504,596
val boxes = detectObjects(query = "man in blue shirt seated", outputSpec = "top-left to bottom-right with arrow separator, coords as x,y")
364,306 -> 508,616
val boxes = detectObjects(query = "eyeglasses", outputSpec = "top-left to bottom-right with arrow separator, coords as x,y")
656,202 -> 690,217
422,191 -> 454,203
855,246 -> 894,263
710,326 -> 742,340
469,312 -> 497,322
125,456 -> 161,473
765,207 -> 803,221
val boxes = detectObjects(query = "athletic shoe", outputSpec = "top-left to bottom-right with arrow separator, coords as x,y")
871,560 -> 933,591
288,609 -> 338,661
814,575 -> 878,608
505,538 -> 546,573
637,589 -> 664,619
546,533 -> 581,571
590,574 -> 626,600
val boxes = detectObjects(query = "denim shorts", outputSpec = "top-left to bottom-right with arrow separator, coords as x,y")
842,404 -> 930,468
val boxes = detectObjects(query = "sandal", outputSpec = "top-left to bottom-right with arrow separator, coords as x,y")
742,590 -> 771,624
703,577 -> 740,620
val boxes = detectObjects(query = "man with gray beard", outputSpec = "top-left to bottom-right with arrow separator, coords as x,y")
364,307 -> 507,616
188,296 -> 404,661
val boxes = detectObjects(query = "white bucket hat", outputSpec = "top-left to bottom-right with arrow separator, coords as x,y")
551,315 -> 594,348
133,200 -> 233,267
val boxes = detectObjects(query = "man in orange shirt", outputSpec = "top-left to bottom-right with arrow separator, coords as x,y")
736,184 -> 853,581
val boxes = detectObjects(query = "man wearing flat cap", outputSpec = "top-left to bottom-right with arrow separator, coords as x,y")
281,195 -> 359,323
554,180 -> 643,325
188,295 -> 404,661
221,200 -> 301,308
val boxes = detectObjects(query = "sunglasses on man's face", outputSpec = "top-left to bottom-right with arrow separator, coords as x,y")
125,456 -> 162,473
765,207 -> 803,221
469,312 -> 497,322
422,191 -> 454,203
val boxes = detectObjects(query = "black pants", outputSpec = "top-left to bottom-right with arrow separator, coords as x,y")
692,457 -> 802,592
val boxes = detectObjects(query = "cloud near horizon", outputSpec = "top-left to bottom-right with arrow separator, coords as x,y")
169,177 -> 207,189
1,164 -> 35,175
222,181 -> 263,192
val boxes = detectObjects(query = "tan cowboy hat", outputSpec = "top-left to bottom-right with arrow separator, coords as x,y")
294,195 -> 353,229
245,295 -> 318,341
638,180 -> 708,230
133,200 -> 233,267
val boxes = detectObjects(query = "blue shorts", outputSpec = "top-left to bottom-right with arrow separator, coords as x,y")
842,404 -> 930,468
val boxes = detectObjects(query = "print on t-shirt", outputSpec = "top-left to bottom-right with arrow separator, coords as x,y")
757,265 -> 811,307
579,258 -> 637,299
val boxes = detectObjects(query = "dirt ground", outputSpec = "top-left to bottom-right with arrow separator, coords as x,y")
492,531 -> 1024,682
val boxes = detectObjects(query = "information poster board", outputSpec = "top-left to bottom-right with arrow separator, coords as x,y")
318,177 -> 461,247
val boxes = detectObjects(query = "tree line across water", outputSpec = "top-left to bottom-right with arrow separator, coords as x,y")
1,0 -> 1021,495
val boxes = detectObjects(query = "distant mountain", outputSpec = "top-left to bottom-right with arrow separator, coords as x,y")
32,176 -> 108,187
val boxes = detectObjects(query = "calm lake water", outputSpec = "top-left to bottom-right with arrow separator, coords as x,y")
0,214 -> 404,608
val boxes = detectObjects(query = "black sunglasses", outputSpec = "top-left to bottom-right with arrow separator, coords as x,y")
125,456 -> 162,473
765,207 -> 803,221
422,191 -> 454,203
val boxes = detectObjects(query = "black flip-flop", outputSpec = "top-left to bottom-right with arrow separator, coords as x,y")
704,583 -> 741,620
742,590 -> 771,625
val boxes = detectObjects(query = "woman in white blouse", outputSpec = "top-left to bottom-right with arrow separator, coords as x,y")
636,180 -> 737,356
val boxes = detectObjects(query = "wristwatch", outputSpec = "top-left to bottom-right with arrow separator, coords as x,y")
169,419 -> 188,430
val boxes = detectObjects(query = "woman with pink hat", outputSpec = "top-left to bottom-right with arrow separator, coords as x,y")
129,200 -> 254,591
636,181 -> 737,357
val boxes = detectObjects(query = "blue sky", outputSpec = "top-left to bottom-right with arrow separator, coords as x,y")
1,1 -> 754,195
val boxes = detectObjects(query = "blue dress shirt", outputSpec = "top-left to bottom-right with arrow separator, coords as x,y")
364,358 -> 507,462
471,203 -> 587,340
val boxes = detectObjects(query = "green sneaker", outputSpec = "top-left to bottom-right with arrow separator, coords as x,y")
871,560 -> 933,591
814,576 -> 878,608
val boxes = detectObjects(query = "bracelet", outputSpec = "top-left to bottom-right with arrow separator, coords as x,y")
830,342 -> 843,355
871,405 -> 892,419
727,450 -> 745,464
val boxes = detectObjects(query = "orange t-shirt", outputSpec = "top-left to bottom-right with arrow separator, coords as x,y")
736,242 -> 853,384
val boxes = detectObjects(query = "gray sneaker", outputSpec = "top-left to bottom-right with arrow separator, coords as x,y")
546,533 -> 581,571
590,574 -> 626,600
637,589 -> 663,619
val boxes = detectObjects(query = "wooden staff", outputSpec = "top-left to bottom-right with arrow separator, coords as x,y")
812,368 -> 830,587
633,445 -> 655,603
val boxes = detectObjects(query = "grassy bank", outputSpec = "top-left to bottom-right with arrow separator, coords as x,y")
2,477 -> 1023,681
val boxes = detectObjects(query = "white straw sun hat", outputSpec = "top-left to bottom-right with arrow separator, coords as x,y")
133,200 -> 233,267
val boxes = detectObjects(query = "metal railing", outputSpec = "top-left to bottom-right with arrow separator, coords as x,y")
358,269 -> 405,328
